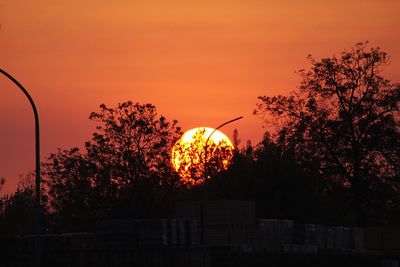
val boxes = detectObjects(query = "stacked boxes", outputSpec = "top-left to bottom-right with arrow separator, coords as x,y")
255,219 -> 294,252
295,224 -> 318,246
324,226 -> 355,251
315,225 -> 326,248
282,244 -> 318,254
325,227 -> 335,249
352,227 -> 364,251
97,219 -> 199,249
135,219 -> 169,247
136,219 -> 199,248
205,225 -> 230,247
177,219 -> 199,247
176,200 -> 255,249
293,223 -> 325,253
96,220 -> 139,249
334,227 -> 351,250
63,233 -> 96,249
292,224 -> 360,252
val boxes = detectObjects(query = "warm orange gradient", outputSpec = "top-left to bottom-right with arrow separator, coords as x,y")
172,127 -> 234,186
1,0 -> 400,194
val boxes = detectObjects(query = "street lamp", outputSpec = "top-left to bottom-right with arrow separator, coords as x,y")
0,68 -> 41,267
203,116 -> 243,182
200,116 -> 243,265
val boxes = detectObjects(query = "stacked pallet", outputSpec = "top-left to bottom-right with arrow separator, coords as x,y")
255,219 -> 294,253
176,200 -> 256,249
97,219 -> 199,249
63,233 -> 96,249
96,220 -> 139,249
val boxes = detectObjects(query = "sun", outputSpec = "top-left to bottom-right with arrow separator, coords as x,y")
172,127 -> 234,186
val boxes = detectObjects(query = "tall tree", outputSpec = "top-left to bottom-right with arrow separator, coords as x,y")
255,42 -> 400,225
44,101 -> 182,230
86,102 -> 182,189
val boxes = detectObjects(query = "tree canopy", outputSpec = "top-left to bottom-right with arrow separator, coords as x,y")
2,43 -> 399,233
43,101 -> 182,231
255,42 -> 400,225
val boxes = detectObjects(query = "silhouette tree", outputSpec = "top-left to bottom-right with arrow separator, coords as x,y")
87,101 -> 182,188
44,101 -> 182,231
0,173 -> 49,235
44,148 -> 100,231
207,132 -> 337,224
255,42 -> 400,225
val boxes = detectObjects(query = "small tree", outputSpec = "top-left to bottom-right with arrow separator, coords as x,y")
0,185 -> 36,236
255,42 -> 400,225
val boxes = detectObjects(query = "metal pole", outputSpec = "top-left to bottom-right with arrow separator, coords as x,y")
200,116 -> 243,266
0,68 -> 41,267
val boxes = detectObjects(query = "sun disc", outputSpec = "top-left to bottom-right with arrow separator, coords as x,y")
171,127 -> 234,186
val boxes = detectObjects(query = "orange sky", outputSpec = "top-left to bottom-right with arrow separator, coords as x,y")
1,0 -> 400,195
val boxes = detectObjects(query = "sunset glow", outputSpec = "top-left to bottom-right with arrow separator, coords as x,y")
172,127 -> 234,186
1,0 -> 399,194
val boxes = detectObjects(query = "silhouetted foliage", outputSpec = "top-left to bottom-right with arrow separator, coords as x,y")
205,132 -> 340,224
87,102 -> 182,187
0,185 -> 36,237
172,128 -> 234,186
3,43 -> 398,235
0,174 -> 48,236
43,101 -> 182,231
255,42 -> 400,225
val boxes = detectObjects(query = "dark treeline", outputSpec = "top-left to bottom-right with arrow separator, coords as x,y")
0,42 -> 399,237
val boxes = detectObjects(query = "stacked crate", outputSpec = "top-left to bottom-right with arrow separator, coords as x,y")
255,219 -> 294,253
294,224 -> 316,246
350,227 -> 364,251
324,226 -> 355,251
325,226 -> 335,249
97,219 -> 199,249
294,223 -> 325,252
63,232 -> 96,249
293,224 -> 360,252
206,200 -> 255,248
135,219 -> 170,247
96,220 -> 139,249
334,227 -> 351,250
17,234 -> 70,252
282,244 -> 318,254
176,200 -> 256,249
177,219 -> 199,248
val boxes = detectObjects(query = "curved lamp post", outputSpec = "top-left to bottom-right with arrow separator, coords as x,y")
203,116 -> 243,181
0,68 -> 41,267
200,116 -> 243,263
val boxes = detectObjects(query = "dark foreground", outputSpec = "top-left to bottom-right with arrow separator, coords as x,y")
2,243 -> 399,267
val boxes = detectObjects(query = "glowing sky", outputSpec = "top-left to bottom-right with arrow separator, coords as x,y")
1,0 -> 399,194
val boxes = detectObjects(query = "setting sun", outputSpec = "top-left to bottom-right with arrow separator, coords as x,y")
172,127 -> 234,186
